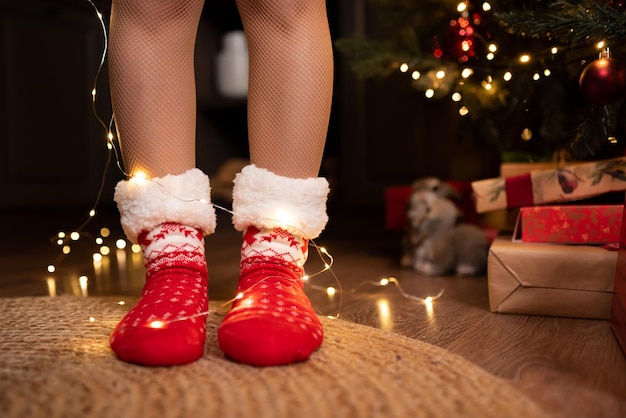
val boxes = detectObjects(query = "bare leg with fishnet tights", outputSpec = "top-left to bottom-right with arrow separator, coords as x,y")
108,0 -> 214,366
218,0 -> 334,366
237,0 -> 333,179
109,0 -> 203,178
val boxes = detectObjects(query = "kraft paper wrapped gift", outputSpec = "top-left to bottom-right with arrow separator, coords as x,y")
472,157 -> 626,213
488,238 -> 616,319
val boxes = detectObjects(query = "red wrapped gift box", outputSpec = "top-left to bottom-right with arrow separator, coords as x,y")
516,205 -> 623,244
612,197 -> 626,357
384,181 -> 479,230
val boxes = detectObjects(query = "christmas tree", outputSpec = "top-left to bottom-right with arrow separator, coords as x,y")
336,0 -> 626,163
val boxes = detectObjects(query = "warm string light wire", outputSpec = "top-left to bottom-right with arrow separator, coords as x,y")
54,1 -> 443,330
48,0 -> 115,272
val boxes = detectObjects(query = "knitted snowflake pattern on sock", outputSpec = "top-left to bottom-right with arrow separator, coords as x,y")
110,223 -> 208,366
218,226 -> 323,366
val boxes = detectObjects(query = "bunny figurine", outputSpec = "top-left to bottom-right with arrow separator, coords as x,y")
401,178 -> 489,276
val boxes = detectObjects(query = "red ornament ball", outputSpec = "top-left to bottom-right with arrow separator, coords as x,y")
579,57 -> 626,105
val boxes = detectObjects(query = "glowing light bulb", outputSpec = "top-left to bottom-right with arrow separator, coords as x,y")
117,300 -> 126,305
62,245 -> 71,255
457,2 -> 467,12
461,68 -> 473,78
91,88 -> 97,98
436,70 -> 446,79
273,208 -> 294,228
326,287 -> 337,297
425,89 -> 435,98
116,239 -> 127,250
412,71 -> 421,80
131,244 -> 142,254
597,41 -> 606,49
56,239 -> 64,246
235,292 -> 244,300
100,246 -> 110,256
533,73 -> 540,81
400,63 -> 409,73
95,237 -> 104,245
70,232 -> 80,241
503,72 -> 512,81
482,2 -> 491,11
551,47 -> 558,55
301,275 -> 310,281
521,128 -> 533,141
520,54 -> 530,64
47,265 -> 56,273
380,278 -> 390,286
488,44 -> 497,53
544,69 -> 551,77
148,320 -> 166,329
58,231 -> 66,239
459,106 -> 469,116
100,227 -> 110,238
131,170 -> 148,184
486,53 -> 495,60
79,275 -> 89,297
93,253 -> 103,262
89,316 -> 96,323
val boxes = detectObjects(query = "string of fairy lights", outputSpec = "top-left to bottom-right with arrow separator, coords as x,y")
399,1 -> 616,125
45,0 -> 445,329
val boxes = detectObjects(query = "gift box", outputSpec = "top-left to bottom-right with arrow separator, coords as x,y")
472,157 -> 626,213
488,238 -> 616,319
385,181 -> 480,230
515,205 -> 623,244
385,186 -> 414,230
611,197 -> 626,356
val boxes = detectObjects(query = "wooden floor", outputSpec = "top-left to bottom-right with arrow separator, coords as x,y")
1,206 -> 625,417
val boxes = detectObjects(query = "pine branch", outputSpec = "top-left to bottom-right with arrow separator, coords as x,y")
496,1 -> 626,47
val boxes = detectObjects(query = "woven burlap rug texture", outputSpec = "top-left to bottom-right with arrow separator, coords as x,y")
0,296 -> 548,418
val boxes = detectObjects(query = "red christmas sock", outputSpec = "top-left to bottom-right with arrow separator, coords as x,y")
218,226 -> 323,366
110,223 -> 209,366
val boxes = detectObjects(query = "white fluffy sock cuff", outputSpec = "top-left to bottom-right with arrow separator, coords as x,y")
232,164 -> 330,239
114,168 -> 217,243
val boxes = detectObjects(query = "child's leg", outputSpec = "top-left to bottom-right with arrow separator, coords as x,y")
237,0 -> 333,179
109,0 -> 204,178
108,0 -> 215,366
218,0 -> 333,366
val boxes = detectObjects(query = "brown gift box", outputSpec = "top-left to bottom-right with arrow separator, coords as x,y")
488,238 -> 616,319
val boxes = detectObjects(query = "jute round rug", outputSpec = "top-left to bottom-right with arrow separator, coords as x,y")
0,296 -> 548,418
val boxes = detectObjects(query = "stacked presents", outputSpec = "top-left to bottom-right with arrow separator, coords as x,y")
472,157 -> 626,352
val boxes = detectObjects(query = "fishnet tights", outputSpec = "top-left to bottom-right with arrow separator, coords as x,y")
109,0 -> 333,180
237,0 -> 333,179
109,0 -> 203,178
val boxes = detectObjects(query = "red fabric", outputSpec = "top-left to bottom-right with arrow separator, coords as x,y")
612,196 -> 626,357
218,227 -> 323,366
109,223 -> 208,366
505,173 -> 534,208
519,205 -> 623,244
385,181 -> 482,230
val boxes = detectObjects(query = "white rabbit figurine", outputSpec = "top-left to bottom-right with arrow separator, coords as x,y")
401,177 -> 489,276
